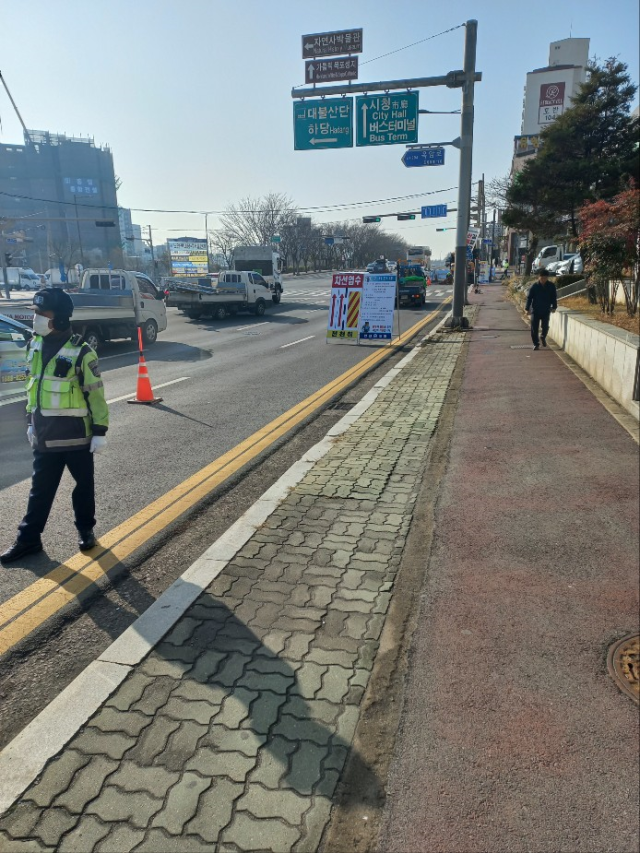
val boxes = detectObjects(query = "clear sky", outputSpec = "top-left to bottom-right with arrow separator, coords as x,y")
1,0 -> 638,258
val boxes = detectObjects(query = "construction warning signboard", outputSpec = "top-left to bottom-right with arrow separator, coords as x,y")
326,272 -> 364,342
359,273 -> 396,340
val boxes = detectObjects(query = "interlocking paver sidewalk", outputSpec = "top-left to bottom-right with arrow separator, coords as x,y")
0,324 -> 468,853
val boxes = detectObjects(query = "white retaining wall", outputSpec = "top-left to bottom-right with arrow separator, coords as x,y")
549,307 -> 639,418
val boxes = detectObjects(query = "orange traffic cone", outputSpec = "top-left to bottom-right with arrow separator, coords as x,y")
128,328 -> 163,405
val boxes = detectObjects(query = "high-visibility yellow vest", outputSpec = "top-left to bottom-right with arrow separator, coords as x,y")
26,336 -> 109,451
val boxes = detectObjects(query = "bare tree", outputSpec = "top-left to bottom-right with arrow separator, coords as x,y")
217,193 -> 298,248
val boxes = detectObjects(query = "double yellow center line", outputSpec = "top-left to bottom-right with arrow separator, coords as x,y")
0,301 -> 450,656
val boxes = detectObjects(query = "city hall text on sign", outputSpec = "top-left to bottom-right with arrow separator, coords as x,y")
294,98 -> 353,150
356,92 -> 419,147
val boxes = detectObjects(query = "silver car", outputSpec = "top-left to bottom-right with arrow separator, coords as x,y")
0,313 -> 32,398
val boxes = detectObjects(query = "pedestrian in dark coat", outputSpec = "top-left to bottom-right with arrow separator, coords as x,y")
526,269 -> 557,350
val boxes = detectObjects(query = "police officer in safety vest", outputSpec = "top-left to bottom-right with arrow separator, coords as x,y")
0,289 -> 109,565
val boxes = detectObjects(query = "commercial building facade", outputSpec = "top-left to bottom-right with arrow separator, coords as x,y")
0,130 -> 122,274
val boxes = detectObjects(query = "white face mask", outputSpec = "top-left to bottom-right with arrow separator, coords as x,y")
33,314 -> 52,336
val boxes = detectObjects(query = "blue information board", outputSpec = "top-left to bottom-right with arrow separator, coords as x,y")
421,204 -> 448,219
402,147 -> 445,167
294,98 -> 353,150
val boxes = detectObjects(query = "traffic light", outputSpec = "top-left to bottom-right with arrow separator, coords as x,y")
436,227 -> 455,231
95,220 -> 116,227
397,214 -> 416,221
362,216 -> 381,224
4,252 -> 12,266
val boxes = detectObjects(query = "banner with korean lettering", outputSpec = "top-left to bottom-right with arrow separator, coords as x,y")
359,273 -> 396,341
326,272 -> 363,343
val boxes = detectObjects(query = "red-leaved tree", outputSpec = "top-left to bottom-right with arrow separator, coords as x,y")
579,186 -> 640,316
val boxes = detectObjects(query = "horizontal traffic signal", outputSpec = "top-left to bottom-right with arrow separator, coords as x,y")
362,216 -> 381,224
397,214 -> 416,221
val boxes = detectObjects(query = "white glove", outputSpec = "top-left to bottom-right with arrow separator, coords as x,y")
90,436 -> 107,454
27,425 -> 37,448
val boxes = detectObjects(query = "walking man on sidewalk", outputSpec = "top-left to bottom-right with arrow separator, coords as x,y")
0,289 -> 109,565
526,268 -> 557,350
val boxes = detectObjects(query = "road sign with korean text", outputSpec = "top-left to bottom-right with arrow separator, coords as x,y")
326,272 -> 364,343
402,147 -> 445,168
421,204 -> 448,218
356,92 -> 419,147
359,274 -> 396,341
294,98 -> 353,150
302,29 -> 363,59
305,56 -> 358,84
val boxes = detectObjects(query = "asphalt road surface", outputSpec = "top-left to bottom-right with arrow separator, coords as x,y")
0,273 -> 452,613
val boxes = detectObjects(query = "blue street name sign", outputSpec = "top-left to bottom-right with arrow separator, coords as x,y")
294,97 -> 353,150
421,204 -> 448,219
356,91 -> 419,147
402,147 -> 445,168
482,238 -> 492,244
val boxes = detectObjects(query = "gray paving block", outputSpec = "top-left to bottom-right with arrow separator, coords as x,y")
94,823 -> 146,852
238,670 -> 294,695
294,797 -> 332,853
185,777 -> 244,843
189,650 -> 229,683
202,726 -> 266,757
139,656 -> 193,680
151,771 -> 211,835
21,750 -> 90,810
89,707 -> 151,738
316,665 -> 353,703
290,662 -> 326,699
213,688 -> 257,728
248,737 -> 297,789
220,812 -> 300,852
282,697 -> 341,726
185,748 -> 255,782
125,716 -> 181,766
161,697 -> 220,726
107,762 -> 179,797
72,729 -> 135,760
54,755 -> 117,814
106,672 -> 154,712
0,801 -> 41,839
31,808 -> 77,848
273,715 -> 333,746
237,784 -> 309,824
154,721 -> 208,772
57,815 -> 111,852
86,786 -> 160,828
243,690 -> 287,735
285,742 -> 326,795
135,828 -> 214,851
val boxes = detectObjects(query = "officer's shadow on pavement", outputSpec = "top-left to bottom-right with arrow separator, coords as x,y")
133,590 -> 382,820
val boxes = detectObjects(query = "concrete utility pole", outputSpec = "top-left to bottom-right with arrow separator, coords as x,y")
449,19 -> 478,329
147,226 -> 158,280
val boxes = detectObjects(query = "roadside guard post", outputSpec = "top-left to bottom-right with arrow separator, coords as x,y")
128,327 -> 163,405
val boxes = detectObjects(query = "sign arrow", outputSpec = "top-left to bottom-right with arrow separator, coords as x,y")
304,42 -> 315,50
361,103 -> 368,138
308,63 -> 315,80
310,137 -> 338,145
330,293 -> 337,325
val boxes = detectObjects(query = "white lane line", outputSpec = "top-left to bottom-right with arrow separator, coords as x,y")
100,350 -> 137,361
234,322 -> 269,331
280,336 -> 315,350
107,376 -> 190,404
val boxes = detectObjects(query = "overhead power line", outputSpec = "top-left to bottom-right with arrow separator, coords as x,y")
0,187 -> 458,217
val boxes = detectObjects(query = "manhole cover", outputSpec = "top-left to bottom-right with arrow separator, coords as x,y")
510,345 -> 534,349
607,633 -> 639,704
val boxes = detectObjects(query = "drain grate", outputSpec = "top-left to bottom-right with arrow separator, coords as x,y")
328,401 -> 353,412
607,633 -> 639,704
510,345 -> 534,349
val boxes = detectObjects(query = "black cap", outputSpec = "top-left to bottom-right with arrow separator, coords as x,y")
539,268 -> 550,277
33,287 -> 74,318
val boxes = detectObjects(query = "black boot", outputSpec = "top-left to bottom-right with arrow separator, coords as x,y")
78,530 -> 97,551
0,540 -> 43,565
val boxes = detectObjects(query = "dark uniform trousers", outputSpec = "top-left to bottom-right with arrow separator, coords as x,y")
18,449 -> 95,543
530,312 -> 550,347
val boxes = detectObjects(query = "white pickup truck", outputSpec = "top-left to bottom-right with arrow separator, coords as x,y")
171,271 -> 272,320
0,269 -> 167,350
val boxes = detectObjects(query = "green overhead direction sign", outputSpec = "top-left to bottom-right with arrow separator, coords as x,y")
356,92 -> 419,147
293,97 -> 353,150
